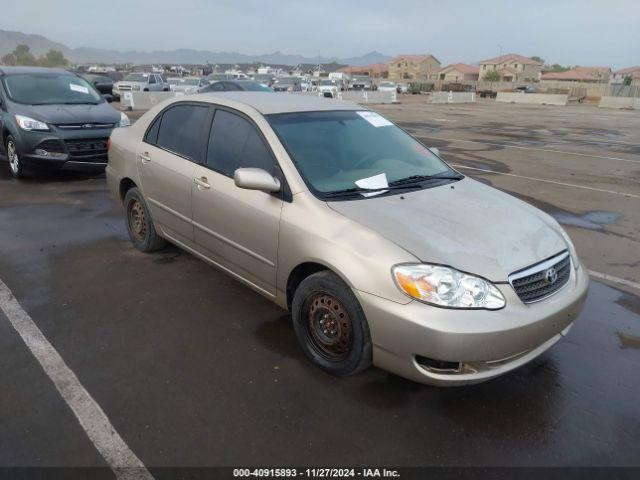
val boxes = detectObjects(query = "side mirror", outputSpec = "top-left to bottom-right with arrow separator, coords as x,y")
103,94 -> 114,103
430,147 -> 440,156
234,168 -> 281,193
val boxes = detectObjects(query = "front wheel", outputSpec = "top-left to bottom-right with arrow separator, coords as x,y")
292,271 -> 372,376
124,187 -> 167,252
5,135 -> 25,179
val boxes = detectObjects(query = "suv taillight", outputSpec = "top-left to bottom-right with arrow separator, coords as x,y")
107,138 -> 112,151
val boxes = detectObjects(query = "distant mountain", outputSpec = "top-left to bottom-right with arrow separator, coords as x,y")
0,29 -> 392,66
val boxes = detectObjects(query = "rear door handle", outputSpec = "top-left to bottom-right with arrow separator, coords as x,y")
194,176 -> 210,190
139,152 -> 151,163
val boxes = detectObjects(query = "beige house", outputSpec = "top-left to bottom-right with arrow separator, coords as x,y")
388,54 -> 441,82
479,53 -> 542,82
337,63 -> 389,80
541,66 -> 611,83
436,63 -> 479,83
611,66 -> 640,84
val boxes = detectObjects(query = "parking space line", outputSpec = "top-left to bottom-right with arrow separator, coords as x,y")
451,163 -> 640,199
418,135 -> 640,164
0,278 -> 153,480
588,270 -> 640,292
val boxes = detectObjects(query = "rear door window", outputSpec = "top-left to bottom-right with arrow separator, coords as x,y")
155,104 -> 209,161
206,109 -> 274,176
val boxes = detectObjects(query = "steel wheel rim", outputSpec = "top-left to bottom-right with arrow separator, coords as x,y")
128,199 -> 147,242
306,293 -> 352,361
7,141 -> 19,174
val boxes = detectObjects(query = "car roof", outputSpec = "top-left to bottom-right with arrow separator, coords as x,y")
196,92 -> 361,114
0,66 -> 76,76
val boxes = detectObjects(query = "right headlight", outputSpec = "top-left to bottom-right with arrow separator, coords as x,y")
392,264 -> 506,310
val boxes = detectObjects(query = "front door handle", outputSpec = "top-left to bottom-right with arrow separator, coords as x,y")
139,152 -> 151,163
194,176 -> 210,190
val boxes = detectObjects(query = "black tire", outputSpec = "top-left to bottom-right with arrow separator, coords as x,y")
292,271 -> 372,376
123,187 -> 167,252
5,135 -> 25,179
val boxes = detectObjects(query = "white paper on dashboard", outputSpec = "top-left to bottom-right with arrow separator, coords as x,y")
355,173 -> 389,197
356,111 -> 393,127
69,83 -> 89,94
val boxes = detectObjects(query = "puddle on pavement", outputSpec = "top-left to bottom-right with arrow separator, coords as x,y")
616,332 -> 640,349
551,211 -> 620,230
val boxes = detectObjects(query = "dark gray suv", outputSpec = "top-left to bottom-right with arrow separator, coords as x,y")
0,66 -> 129,178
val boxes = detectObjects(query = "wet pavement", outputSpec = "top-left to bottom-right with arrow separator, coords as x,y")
1,100 -> 640,472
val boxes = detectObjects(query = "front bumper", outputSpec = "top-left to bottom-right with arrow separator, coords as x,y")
357,261 -> 589,386
12,128 -> 114,172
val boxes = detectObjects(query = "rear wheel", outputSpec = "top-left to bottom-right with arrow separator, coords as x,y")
292,271 -> 372,376
5,135 -> 25,179
124,187 -> 167,252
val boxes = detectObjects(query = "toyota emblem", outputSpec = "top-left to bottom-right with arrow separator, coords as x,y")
544,267 -> 558,285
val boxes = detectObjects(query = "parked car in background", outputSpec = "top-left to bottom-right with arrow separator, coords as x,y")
317,78 -> 339,97
513,85 -> 537,93
0,66 -> 129,178
112,73 -> 169,100
349,77 -> 373,90
377,81 -> 398,93
252,74 -> 275,87
198,80 -> 273,93
170,77 -> 209,94
396,83 -> 409,94
81,74 -> 114,95
272,77 -> 302,92
106,92 -> 588,386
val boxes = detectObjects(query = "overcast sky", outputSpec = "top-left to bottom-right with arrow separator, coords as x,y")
3,0 -> 639,67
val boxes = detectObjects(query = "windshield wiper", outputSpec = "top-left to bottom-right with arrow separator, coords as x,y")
323,183 -> 423,198
388,173 -> 463,186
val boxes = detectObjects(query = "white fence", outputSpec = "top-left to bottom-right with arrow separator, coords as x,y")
295,90 -> 397,104
121,91 -> 178,109
599,97 -> 640,109
496,92 -> 568,106
429,91 -> 476,104
121,90 -> 398,110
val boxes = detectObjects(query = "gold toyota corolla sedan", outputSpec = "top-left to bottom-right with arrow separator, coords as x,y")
106,92 -> 589,386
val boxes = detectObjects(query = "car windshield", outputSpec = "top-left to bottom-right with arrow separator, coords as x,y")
319,80 -> 335,86
276,78 -> 298,85
380,82 -> 395,87
238,82 -> 273,91
167,78 -> 181,85
268,110 -> 457,196
2,73 -> 103,105
183,78 -> 201,85
123,74 -> 148,82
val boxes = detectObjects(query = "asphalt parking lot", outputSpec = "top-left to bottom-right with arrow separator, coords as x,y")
1,97 -> 639,476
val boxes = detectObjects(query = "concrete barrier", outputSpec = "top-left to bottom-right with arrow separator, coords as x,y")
292,90 -> 396,104
121,91 -> 178,110
430,91 -> 475,104
496,92 -> 568,106
599,96 -> 640,109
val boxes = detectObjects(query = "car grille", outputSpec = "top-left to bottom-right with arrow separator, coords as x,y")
64,138 -> 109,162
36,139 -> 65,154
509,251 -> 571,303
56,123 -> 115,130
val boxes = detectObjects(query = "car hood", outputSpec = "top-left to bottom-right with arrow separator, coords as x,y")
327,177 -> 568,281
13,102 -> 120,125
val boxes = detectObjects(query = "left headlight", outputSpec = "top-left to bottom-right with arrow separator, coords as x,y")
15,114 -> 49,132
118,112 -> 131,127
392,264 -> 506,310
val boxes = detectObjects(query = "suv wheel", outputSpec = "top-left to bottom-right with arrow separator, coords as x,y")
292,271 -> 372,376
124,187 -> 167,252
5,135 -> 25,179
